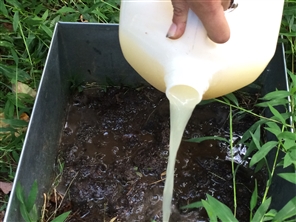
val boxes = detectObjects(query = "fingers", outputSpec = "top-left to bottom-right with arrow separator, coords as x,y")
168,0 -> 231,44
189,1 -> 230,43
167,0 -> 189,39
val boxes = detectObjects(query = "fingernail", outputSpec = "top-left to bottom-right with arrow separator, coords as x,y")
166,23 -> 177,38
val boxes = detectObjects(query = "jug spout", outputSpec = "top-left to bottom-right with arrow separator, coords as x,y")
164,58 -> 220,107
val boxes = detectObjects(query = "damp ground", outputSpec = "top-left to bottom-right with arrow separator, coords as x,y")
46,85 -> 265,221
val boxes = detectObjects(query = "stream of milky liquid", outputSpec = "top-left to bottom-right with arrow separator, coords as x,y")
162,91 -> 198,222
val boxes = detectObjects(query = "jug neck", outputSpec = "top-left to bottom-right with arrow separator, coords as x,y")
164,58 -> 220,107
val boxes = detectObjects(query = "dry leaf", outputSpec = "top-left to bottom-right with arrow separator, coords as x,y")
20,113 -> 30,122
0,210 -> 5,222
110,216 -> 117,222
0,113 -> 8,128
0,182 -> 13,194
12,82 -> 37,98
80,15 -> 88,22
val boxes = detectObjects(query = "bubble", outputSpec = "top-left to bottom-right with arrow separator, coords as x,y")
151,194 -> 159,205
112,146 -> 119,155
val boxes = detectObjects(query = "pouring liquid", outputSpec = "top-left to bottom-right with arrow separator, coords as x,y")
163,86 -> 200,222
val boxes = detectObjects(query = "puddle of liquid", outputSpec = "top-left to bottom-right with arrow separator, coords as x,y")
48,86 -> 265,222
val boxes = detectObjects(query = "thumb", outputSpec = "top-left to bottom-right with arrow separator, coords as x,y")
167,0 -> 189,39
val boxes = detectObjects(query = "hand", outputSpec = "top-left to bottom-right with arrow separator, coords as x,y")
167,0 -> 231,43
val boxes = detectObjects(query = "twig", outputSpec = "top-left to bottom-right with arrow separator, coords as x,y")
46,171 -> 79,222
149,178 -> 165,186
41,193 -> 47,222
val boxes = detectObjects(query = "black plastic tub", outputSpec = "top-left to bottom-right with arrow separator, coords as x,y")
4,22 -> 295,221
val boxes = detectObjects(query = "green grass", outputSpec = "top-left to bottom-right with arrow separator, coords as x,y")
0,0 -> 296,221
0,0 -> 119,216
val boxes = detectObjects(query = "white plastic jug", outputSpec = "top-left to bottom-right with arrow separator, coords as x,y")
119,1 -> 284,221
119,0 -> 284,104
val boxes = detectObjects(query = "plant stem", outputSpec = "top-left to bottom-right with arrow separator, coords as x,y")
292,52 -> 294,74
229,106 -> 237,217
215,98 -> 293,128
261,145 -> 281,203
259,126 -> 284,222
101,0 -> 120,10
15,65 -> 19,119
18,21 -> 33,67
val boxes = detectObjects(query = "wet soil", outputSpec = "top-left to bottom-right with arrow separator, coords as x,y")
49,85 -> 265,221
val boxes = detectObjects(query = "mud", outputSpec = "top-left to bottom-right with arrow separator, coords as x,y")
51,85 -> 265,221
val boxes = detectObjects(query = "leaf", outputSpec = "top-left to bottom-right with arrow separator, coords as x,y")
202,199 -> 217,222
25,33 -> 35,50
251,197 -> 271,222
254,159 -> 265,173
29,204 -> 38,222
283,153 -> 293,168
23,16 -> 43,26
273,196 -> 296,221
16,182 -> 25,204
260,90 -> 291,101
243,123 -> 262,159
250,180 -> 258,212
13,11 -> 19,32
206,194 -> 238,222
278,131 -> 296,141
289,149 -> 296,162
264,122 -> 281,137
26,180 -> 38,212
42,9 -> 49,20
180,201 -> 203,209
186,136 -> 229,143
256,98 -> 289,107
268,104 -> 286,124
263,209 -> 277,221
0,40 -> 13,48
19,203 -> 30,222
250,141 -> 277,167
250,131 -> 261,150
10,48 -> 19,66
41,24 -> 53,38
283,139 -> 296,151
283,6 -> 296,16
12,82 -> 37,98
278,173 -> 296,184
51,211 -> 71,222
0,181 -> 13,194
57,6 -> 77,14
0,1 -> 9,17
199,99 -> 215,105
2,100 -> 14,119
2,119 -> 28,127
0,63 -> 31,82
0,127 -> 16,133
280,32 -> 296,37
12,150 -> 20,162
238,119 -> 265,144
224,93 -> 239,106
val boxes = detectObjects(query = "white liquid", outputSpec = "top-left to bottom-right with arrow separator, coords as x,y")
162,87 -> 200,222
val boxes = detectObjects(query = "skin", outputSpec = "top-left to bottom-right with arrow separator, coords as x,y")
167,0 -> 232,43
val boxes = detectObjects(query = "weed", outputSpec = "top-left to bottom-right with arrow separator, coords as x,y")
0,0 -> 119,216
182,83 -> 296,221
16,180 -> 38,222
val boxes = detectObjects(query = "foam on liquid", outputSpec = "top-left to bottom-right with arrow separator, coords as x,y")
162,86 -> 200,222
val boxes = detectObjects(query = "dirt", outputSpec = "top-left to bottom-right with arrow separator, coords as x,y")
47,85 -> 265,222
